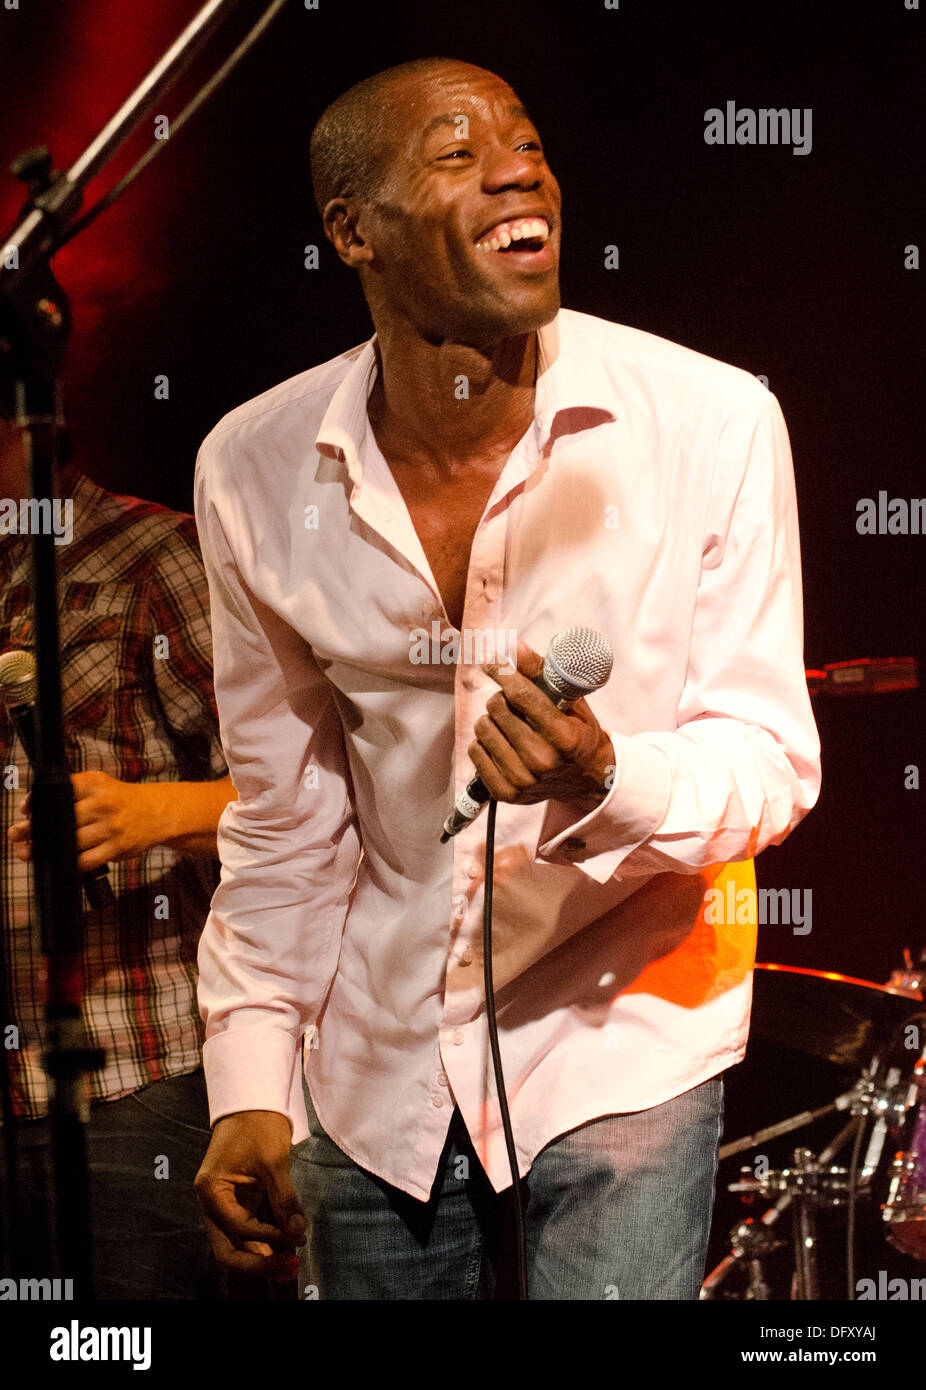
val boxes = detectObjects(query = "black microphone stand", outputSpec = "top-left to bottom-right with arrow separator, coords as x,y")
0,0 -> 259,1296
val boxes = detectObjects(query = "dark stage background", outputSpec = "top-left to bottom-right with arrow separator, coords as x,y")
1,0 -> 923,1299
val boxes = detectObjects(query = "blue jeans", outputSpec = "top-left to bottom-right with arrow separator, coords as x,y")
291,1070 -> 724,1300
2,1069 -> 215,1300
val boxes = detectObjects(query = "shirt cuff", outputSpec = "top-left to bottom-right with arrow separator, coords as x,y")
203,1026 -> 307,1141
535,731 -> 671,883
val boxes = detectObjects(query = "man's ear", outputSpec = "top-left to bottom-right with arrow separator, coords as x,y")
322,199 -> 374,268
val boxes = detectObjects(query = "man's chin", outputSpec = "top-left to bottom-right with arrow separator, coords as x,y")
450,287 -> 561,350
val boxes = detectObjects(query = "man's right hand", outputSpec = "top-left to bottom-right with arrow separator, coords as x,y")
194,1111 -> 307,1278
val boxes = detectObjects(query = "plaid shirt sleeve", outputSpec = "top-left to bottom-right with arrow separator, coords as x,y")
147,515 -> 228,782
1,477 -> 230,1118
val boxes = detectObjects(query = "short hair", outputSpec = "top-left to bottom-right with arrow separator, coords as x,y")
309,57 -> 485,218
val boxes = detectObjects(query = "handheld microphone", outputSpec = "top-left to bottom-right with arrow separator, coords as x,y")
440,626 -> 614,842
0,648 -> 115,910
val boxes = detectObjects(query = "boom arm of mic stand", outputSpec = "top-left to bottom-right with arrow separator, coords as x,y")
0,0 -> 245,292
0,0 -> 253,1295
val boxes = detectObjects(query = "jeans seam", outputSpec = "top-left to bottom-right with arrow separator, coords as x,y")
127,1091 -> 211,1135
461,1225 -> 485,1299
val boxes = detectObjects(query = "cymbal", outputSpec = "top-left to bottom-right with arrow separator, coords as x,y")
751,963 -> 923,1068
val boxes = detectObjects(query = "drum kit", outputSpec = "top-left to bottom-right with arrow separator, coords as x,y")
702,655 -> 924,1301
702,956 -> 926,1298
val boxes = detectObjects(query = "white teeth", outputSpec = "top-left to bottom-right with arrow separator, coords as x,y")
475,217 -> 550,251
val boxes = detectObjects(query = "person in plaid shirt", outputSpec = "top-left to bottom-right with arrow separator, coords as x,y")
0,414 -> 235,1299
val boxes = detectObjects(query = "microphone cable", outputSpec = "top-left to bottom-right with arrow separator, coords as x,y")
449,630 -> 614,1300
481,797 -> 529,1300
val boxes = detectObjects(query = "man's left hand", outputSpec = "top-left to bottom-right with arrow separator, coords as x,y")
469,639 -> 615,811
8,771 -> 170,870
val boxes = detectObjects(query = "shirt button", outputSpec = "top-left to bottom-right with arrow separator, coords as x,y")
437,1071 -> 448,1086
562,837 -> 587,852
458,946 -> 474,966
450,1029 -> 464,1045
432,1095 -> 444,1108
466,864 -> 480,879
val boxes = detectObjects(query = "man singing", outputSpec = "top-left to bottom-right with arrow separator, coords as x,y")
193,57 -> 821,1300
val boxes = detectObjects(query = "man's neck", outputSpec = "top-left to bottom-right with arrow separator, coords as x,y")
0,433 -> 29,499
0,433 -> 75,514
367,326 -> 539,473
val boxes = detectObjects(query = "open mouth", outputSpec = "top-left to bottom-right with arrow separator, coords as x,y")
474,216 -> 552,259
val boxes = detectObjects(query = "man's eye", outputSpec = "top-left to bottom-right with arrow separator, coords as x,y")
435,140 -> 541,161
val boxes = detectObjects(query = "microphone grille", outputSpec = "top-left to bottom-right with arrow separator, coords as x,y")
544,627 -> 614,702
0,649 -> 38,708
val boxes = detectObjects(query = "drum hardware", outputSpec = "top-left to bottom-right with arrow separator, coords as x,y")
703,956 -> 925,1299
730,1155 -> 862,1206
702,1116 -> 864,1299
881,1038 -> 926,1259
792,1149 -> 824,1301
885,947 -> 925,999
706,649 -> 923,1295
718,1069 -> 908,1170
729,1220 -> 785,1301
717,1092 -> 855,1161
729,1143 -> 869,1300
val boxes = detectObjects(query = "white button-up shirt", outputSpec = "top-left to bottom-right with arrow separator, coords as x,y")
194,308 -> 821,1199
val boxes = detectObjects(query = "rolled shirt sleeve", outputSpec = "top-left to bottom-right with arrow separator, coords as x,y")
536,388 -> 821,883
194,447 -> 362,1140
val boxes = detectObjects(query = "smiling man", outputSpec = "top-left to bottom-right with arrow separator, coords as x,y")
192,57 -> 821,1300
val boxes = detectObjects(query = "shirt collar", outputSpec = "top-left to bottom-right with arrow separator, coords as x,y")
532,311 -> 617,444
57,463 -> 104,536
0,461 -> 100,557
314,310 -> 617,481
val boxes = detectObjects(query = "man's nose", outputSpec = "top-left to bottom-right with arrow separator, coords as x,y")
481,144 -> 544,191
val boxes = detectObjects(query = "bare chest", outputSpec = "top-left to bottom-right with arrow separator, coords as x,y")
387,460 -> 508,631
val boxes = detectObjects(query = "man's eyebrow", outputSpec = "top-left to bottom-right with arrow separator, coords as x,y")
419,104 -> 537,142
